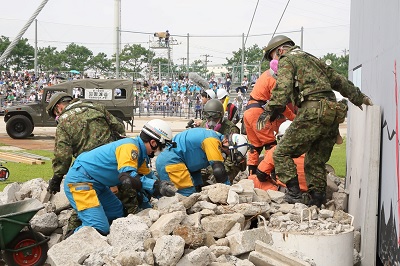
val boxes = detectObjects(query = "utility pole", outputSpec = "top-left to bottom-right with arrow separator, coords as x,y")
179,57 -> 186,71
342,48 -> 348,57
114,0 -> 121,78
201,54 -> 212,77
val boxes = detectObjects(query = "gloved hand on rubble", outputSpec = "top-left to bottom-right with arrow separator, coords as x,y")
118,172 -> 142,190
47,175 -> 63,194
154,180 -> 177,197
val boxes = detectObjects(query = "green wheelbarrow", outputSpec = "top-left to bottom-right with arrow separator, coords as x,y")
0,199 -> 50,266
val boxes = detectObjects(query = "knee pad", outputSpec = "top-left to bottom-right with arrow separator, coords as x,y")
212,161 -> 228,183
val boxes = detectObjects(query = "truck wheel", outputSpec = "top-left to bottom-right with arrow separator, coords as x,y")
6,115 -> 34,139
3,231 -> 48,266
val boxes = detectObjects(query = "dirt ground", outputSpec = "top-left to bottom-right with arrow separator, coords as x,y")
0,116 -> 348,151
0,116 -> 191,151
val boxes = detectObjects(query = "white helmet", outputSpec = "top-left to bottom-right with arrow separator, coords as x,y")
276,120 -> 292,140
141,119 -> 173,145
229,134 -> 249,164
216,88 -> 228,100
205,89 -> 216,99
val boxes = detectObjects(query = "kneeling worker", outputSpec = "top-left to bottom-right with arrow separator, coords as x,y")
248,121 -> 307,192
64,119 -> 176,235
156,128 -> 248,196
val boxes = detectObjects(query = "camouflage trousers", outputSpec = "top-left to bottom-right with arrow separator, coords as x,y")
272,108 -> 338,193
66,183 -> 139,232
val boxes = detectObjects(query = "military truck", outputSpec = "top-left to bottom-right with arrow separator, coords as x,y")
4,79 -> 139,139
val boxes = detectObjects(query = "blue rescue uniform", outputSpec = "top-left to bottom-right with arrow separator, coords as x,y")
155,128 -> 227,196
64,137 -> 157,234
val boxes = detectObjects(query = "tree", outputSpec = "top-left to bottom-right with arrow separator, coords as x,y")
149,57 -> 170,79
320,53 -> 349,78
0,36 -> 35,71
60,43 -> 93,71
88,52 -> 112,77
37,46 -> 63,72
189,59 -> 207,76
117,44 -> 154,74
225,44 -> 270,79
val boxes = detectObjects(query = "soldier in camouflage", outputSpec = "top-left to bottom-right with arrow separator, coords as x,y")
46,92 -> 126,193
256,35 -> 373,207
46,92 -> 127,233
200,99 -> 245,184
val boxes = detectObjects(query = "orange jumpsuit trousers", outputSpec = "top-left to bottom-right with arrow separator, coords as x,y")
248,146 -> 308,192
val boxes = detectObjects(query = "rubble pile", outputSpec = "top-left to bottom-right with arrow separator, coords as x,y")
0,173 -> 361,266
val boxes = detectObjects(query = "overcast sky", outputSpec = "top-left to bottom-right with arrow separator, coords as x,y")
1,0 -> 350,65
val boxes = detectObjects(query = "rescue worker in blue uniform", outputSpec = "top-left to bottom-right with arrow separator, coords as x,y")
64,119 -> 176,235
155,128 -> 248,196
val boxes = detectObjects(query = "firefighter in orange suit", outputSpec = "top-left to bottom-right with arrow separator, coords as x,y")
248,121 -> 307,192
243,63 -> 296,175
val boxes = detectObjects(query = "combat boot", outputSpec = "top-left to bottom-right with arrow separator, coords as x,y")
284,177 -> 303,204
308,190 -> 326,208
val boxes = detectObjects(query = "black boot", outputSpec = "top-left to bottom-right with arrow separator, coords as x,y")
284,177 -> 303,204
308,190 -> 326,208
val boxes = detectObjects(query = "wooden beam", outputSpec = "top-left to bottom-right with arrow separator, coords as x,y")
0,152 -> 45,165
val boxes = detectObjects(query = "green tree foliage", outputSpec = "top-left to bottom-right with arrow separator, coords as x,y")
89,52 -> 112,76
225,44 -> 269,72
60,43 -> 93,71
149,57 -> 171,78
0,36 -> 35,71
190,59 -> 207,76
37,46 -> 63,72
118,44 -> 154,73
320,53 -> 349,78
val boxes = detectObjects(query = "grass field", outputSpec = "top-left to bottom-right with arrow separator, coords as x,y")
0,139 -> 347,191
0,150 -> 54,191
327,139 -> 347,177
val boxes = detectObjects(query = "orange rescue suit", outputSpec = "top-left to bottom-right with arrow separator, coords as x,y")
243,69 -> 296,167
248,146 -> 308,192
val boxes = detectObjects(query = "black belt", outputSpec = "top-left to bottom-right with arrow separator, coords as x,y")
246,103 -> 263,110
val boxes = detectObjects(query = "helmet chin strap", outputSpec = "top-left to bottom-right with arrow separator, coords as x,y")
148,141 -> 159,158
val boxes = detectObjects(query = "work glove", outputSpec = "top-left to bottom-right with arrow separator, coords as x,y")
358,94 -> 373,111
118,172 -> 142,190
154,180 -> 177,197
256,110 -> 271,130
47,175 -> 63,194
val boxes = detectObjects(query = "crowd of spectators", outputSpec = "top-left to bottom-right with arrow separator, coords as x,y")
0,71 -> 80,111
134,75 -> 250,119
0,70 -> 253,119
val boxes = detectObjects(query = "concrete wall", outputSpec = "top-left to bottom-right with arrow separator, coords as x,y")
349,0 -> 400,264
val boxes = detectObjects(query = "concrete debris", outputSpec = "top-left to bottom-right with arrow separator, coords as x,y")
249,240 -> 314,266
0,177 -> 361,265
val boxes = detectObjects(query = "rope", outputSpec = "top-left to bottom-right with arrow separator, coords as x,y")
0,0 -> 49,65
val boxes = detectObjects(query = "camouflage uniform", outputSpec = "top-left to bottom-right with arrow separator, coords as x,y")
200,119 -> 244,183
53,99 -> 127,232
268,46 -> 366,196
53,99 -> 126,177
